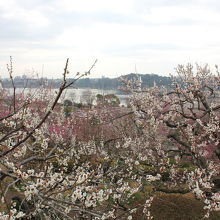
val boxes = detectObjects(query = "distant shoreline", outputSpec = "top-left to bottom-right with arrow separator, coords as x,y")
1,73 -> 172,90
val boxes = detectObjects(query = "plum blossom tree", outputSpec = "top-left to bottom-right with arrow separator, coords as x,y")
0,58 -> 158,220
1,60 -> 220,220
125,63 -> 220,218
80,89 -> 95,107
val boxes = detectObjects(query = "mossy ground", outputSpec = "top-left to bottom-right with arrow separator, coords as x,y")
130,192 -> 220,220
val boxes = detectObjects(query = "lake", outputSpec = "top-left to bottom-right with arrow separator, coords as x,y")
7,88 -> 129,106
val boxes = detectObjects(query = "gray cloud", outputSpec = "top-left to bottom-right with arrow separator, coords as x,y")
102,43 -> 184,57
1,0 -> 220,77
0,5 -> 140,43
0,0 -> 218,42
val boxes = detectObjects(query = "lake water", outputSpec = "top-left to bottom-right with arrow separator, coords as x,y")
7,88 -> 129,106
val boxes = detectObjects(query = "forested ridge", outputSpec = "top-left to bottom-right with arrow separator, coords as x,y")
1,73 -> 172,89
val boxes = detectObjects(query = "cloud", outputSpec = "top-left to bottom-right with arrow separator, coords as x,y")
0,0 -> 220,78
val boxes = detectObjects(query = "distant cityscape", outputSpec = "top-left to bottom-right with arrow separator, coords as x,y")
0,73 -> 172,89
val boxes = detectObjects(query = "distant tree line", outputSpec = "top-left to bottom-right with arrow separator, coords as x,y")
1,73 -> 172,89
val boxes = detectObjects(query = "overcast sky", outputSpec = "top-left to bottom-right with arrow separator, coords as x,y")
0,0 -> 220,78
